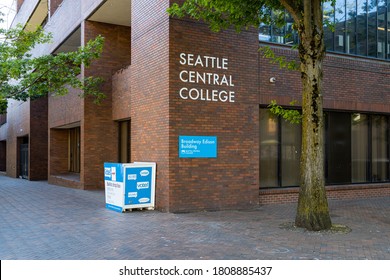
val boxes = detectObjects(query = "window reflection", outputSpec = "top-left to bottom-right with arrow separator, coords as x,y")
260,110 -> 279,188
357,0 -> 368,56
352,113 -> 368,183
281,119 -> 301,187
372,115 -> 389,181
260,109 -> 390,188
258,0 -> 390,60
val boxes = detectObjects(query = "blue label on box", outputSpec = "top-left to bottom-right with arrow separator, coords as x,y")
104,162 -> 124,182
124,167 -> 153,205
179,136 -> 217,158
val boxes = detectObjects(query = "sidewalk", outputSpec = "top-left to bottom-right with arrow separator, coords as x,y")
0,174 -> 389,260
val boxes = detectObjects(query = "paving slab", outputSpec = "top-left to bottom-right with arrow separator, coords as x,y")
1,175 -> 390,260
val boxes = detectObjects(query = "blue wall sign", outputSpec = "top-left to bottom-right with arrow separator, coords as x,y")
179,136 -> 217,158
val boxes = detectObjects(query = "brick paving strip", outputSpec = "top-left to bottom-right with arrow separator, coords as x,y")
1,175 -> 389,260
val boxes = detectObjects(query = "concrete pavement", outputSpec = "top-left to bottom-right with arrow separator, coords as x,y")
1,174 -> 389,260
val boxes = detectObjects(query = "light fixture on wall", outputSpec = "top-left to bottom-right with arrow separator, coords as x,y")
269,77 -> 276,83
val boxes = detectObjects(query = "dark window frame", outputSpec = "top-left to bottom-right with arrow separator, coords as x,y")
260,107 -> 390,189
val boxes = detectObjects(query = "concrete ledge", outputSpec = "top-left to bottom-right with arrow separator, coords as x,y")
48,173 -> 82,189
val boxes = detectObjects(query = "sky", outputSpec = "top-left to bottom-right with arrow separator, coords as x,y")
0,0 -> 16,29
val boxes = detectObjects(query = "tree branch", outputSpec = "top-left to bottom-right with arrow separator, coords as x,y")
279,0 -> 302,23
6,60 -> 67,98
312,0 -> 323,29
303,0 -> 312,35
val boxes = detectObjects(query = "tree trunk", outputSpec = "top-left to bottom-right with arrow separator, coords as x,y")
294,0 -> 332,231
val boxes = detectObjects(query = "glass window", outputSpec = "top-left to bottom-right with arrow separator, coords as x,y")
352,113 -> 369,183
271,10 -> 285,44
259,23 -> 271,42
371,115 -> 389,181
326,112 -> 352,184
377,0 -> 387,58
260,109 -> 302,188
357,0 -> 368,56
387,0 -> 390,60
368,0 -> 378,57
259,1 -> 390,60
281,119 -> 301,187
260,110 -> 390,188
346,0 -> 357,54
324,1 -> 335,51
260,109 -> 279,188
335,0 -> 347,53
285,13 -> 298,45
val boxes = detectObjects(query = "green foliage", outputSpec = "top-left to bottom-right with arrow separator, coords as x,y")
0,22 -> 105,114
260,46 -> 299,70
268,100 -> 302,124
168,1 -> 337,33
168,0 -> 284,32
0,96 -> 7,113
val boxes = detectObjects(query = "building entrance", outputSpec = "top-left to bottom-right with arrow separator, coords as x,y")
19,137 -> 29,179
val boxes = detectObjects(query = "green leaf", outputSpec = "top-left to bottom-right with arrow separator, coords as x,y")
268,99 -> 302,124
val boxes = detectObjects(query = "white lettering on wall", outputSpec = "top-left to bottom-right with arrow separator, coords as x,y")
178,53 -> 235,103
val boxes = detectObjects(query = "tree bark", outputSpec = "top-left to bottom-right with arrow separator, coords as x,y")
294,0 -> 332,231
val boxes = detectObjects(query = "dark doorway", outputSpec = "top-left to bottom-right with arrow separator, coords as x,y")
19,137 -> 29,179
118,120 -> 130,163
68,127 -> 80,173
0,141 -> 6,172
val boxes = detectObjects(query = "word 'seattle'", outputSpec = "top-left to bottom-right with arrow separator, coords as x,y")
178,53 -> 235,103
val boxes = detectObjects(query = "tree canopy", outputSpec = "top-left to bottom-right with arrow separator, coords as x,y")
0,15 -> 104,114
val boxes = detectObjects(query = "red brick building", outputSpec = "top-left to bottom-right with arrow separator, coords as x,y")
0,0 -> 389,212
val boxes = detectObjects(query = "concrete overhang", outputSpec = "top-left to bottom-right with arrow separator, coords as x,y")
54,27 -> 81,54
88,0 -> 131,27
24,0 -> 48,31
54,121 -> 81,129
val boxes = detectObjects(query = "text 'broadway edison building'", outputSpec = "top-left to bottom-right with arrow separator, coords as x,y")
0,0 -> 389,212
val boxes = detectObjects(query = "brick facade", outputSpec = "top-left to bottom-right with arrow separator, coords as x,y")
29,97 -> 48,180
258,45 -> 390,113
50,0 -> 63,16
3,0 -> 390,211
128,0 -> 171,210
0,99 -> 29,179
168,19 -> 260,212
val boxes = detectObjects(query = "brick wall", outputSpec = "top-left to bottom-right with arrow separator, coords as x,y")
260,184 -> 390,205
48,129 -> 68,175
258,44 -> 390,113
1,100 -> 30,178
168,17 -> 260,212
130,0 -> 170,211
50,0 -> 63,16
48,86 -> 82,129
82,20 -> 131,189
112,66 -> 131,121
48,86 -> 82,185
29,97 -> 48,180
